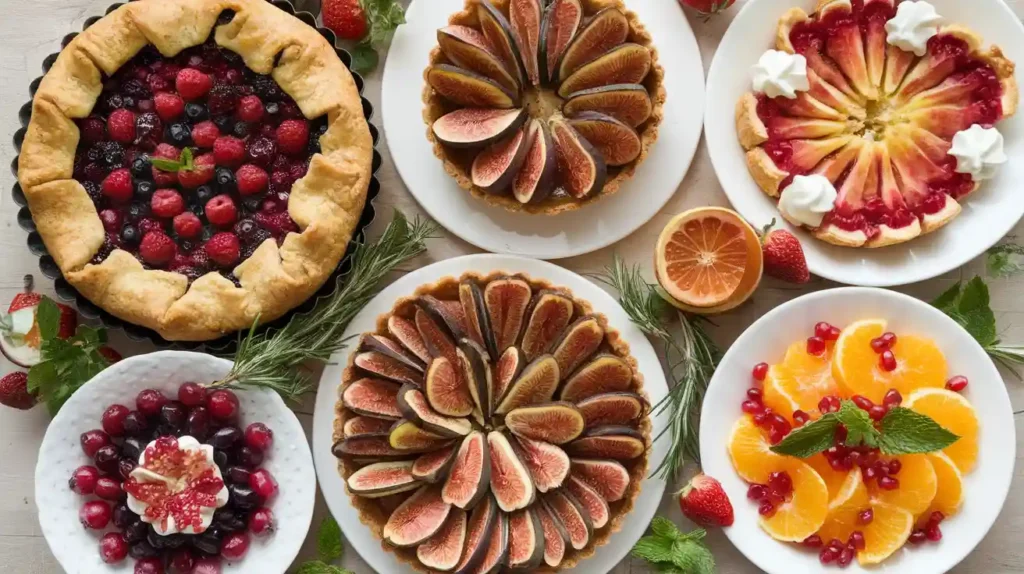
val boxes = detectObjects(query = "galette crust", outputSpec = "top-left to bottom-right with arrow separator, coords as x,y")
18,0 -> 373,341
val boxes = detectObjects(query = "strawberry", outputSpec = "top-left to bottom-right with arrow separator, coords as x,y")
0,372 -> 35,410
98,346 -> 123,364
8,293 -> 42,314
678,0 -> 736,17
761,220 -> 810,284
56,303 -> 78,340
323,0 -> 368,41
678,474 -> 734,528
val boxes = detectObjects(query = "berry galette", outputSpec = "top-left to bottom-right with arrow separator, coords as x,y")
18,0 -> 373,340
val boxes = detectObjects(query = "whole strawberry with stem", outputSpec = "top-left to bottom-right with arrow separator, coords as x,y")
678,473 -> 734,527
761,219 -> 810,284
0,372 -> 35,410
323,0 -> 368,41
678,0 -> 736,19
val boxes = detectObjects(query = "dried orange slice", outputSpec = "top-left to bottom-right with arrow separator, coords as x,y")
905,388 -> 979,473
868,454 -> 937,516
655,207 -> 762,312
858,501 -> 914,565
832,319 -> 947,403
763,341 -> 839,422
925,451 -> 964,517
759,461 -> 829,542
816,468 -> 869,543
727,417 -> 787,483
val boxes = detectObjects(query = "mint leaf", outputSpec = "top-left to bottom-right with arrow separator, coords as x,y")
27,361 -> 58,393
955,277 -> 997,346
181,146 -> 194,170
35,298 -> 60,342
878,407 -> 960,455
835,400 -> 880,448
150,148 -> 194,173
988,243 -> 1024,278
349,43 -> 379,74
632,535 -> 675,563
670,537 -> 715,574
649,516 -> 684,540
317,516 -> 344,563
931,281 -> 962,314
293,562 -> 347,574
770,413 -> 838,457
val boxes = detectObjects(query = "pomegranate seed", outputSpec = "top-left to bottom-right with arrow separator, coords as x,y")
928,511 -> 945,526
94,477 -> 123,500
769,413 -> 791,432
827,325 -> 842,340
80,429 -> 111,457
793,410 -> 810,425
946,375 -> 969,392
829,456 -> 849,471
746,388 -> 763,402
846,451 -> 861,467
803,534 -> 823,547
220,531 -> 250,560
99,532 -> 129,563
747,484 -> 768,500
878,476 -> 899,490
870,337 -> 887,353
741,400 -> 764,415
834,424 -> 848,443
869,405 -> 887,420
752,409 -> 769,425
768,471 -> 793,497
909,529 -> 927,544
80,500 -> 112,529
880,332 -> 897,348
819,547 -> 838,564
102,404 -> 131,436
851,395 -> 874,410
752,362 -> 769,381
879,350 -> 897,371
178,382 -> 207,407
818,396 -> 831,414
864,466 -> 878,480
873,460 -> 890,475
926,524 -> 942,541
249,469 -> 278,500
828,538 -> 845,553
883,389 -> 903,409
888,460 -> 902,475
848,531 -> 866,550
838,547 -> 855,566
249,507 -> 275,536
806,336 -> 826,355
814,322 -> 834,339
858,508 -> 874,524
758,501 -> 776,517
69,465 -> 101,495
768,426 -> 785,445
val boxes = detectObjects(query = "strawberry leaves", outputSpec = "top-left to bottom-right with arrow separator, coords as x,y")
149,147 -> 194,173
632,517 -> 715,574
342,0 -> 405,74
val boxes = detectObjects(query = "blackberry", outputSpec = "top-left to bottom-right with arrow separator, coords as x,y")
249,73 -> 283,102
88,141 -> 126,167
102,93 -> 125,112
185,102 -> 209,123
121,96 -> 136,109
250,227 -> 272,246
207,84 -> 240,116
240,242 -> 259,261
166,122 -> 192,146
91,234 -> 118,264
308,122 -> 329,154
179,266 -> 204,282
121,78 -> 151,99
201,227 -> 215,242
130,154 -> 151,178
231,121 -> 250,138
82,181 -> 102,202
134,179 -> 155,201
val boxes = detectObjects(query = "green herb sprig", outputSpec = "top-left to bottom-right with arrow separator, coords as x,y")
293,516 -> 354,573
931,276 -> 1024,379
631,516 -> 715,574
149,147 -> 194,173
349,0 -> 406,74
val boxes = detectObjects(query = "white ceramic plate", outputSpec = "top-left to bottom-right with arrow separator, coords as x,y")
312,254 -> 670,573
699,287 -> 1015,574
35,351 -> 316,574
705,0 -> 1024,286
381,0 -> 705,260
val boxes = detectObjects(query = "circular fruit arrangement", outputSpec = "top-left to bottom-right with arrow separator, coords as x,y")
424,0 -> 665,214
71,383 -> 279,572
332,272 -> 650,571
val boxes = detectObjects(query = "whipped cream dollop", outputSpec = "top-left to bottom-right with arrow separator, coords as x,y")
126,436 -> 229,536
885,1 -> 942,56
948,124 -> 1007,181
751,50 -> 810,99
778,175 -> 838,228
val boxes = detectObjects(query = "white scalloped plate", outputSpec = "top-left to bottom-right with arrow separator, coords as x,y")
35,351 -> 316,574
312,254 -> 670,573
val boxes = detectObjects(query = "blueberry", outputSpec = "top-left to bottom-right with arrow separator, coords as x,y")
265,102 -> 280,116
130,155 -> 151,178
185,102 -> 209,122
215,167 -> 236,191
231,121 -> 250,138
208,426 -> 241,449
241,197 -> 261,214
195,184 -> 214,203
121,436 -> 144,459
127,202 -> 149,221
234,219 -> 257,241
134,179 -> 155,200
180,239 -> 197,253
129,541 -> 159,559
112,503 -> 134,529
213,115 -> 234,133
166,122 -> 192,146
125,520 -> 149,543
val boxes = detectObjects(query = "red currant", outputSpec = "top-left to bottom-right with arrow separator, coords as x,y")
248,507 -> 275,536
178,382 -> 208,407
80,429 -> 111,458
80,500 -> 112,529
136,389 -> 167,417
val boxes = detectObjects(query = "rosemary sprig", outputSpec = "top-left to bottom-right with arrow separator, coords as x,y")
591,257 -> 720,482
211,211 -> 440,401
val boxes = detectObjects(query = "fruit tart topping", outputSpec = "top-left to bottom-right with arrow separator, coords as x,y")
884,0 -> 942,56
752,50 -> 810,99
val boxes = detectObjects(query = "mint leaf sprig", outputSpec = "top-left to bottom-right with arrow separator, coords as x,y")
632,516 -> 715,574
987,243 -> 1024,278
292,516 -> 353,574
770,399 -> 959,458
349,0 -> 405,74
931,276 -> 1024,379
149,147 -> 194,173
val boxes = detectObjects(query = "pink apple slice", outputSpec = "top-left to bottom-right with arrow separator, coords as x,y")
887,133 -> 946,204
862,0 -> 896,89
878,144 -> 909,212
811,137 -> 864,182
906,103 -> 990,139
833,140 -> 876,213
766,117 -> 850,141
821,1 -> 877,99
807,68 -> 866,119
786,136 -> 856,172
896,125 -> 952,166
895,29 -> 981,102
883,46 -> 917,96
779,9 -> 864,104
898,67 -> 995,111
774,92 -> 847,121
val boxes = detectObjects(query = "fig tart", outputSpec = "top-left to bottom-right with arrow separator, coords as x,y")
424,0 -> 666,215
17,0 -> 373,341
737,0 -> 1018,248
332,272 -> 650,572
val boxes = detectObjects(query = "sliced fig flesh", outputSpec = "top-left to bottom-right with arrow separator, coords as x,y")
493,346 -> 526,409
570,458 -> 630,502
427,64 -> 518,108
567,111 -> 642,166
359,334 -> 425,373
472,508 -> 510,574
513,434 -> 570,493
457,338 -> 495,423
347,460 -> 420,498
421,296 -> 468,342
412,442 -> 460,484
389,420 -> 451,452
459,280 -> 498,360
504,401 -> 585,444
567,425 -> 645,460
437,25 -> 520,94
509,0 -> 543,86
520,290 -> 574,361
484,277 -> 532,354
425,356 -> 475,418
576,392 -> 646,427
564,84 -> 654,128
512,119 -> 558,205
332,433 -> 410,461
477,0 -> 526,88
354,352 -> 423,387
343,415 -> 395,437
418,507 -> 468,571
559,354 -> 633,402
383,484 -> 452,547
471,126 -> 530,194
443,431 -> 491,509
417,304 -> 459,355
388,315 -> 432,365
487,431 -> 536,513
537,504 -> 567,568
507,508 -> 545,569
552,315 -> 603,377
398,385 -> 473,438
540,0 -> 583,84
542,489 -> 592,550
433,108 -> 528,149
565,475 -> 610,529
342,378 -> 402,420
494,355 -> 560,415
550,117 -> 607,200
558,43 -> 652,98
557,7 -> 629,82
454,494 -> 499,574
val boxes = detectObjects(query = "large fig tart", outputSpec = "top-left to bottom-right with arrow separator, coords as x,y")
333,272 -> 650,572
424,0 -> 666,215
17,0 -> 373,340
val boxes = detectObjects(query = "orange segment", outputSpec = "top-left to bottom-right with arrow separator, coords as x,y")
817,469 -> 870,543
905,388 -> 979,474
833,320 -> 947,403
727,417 -> 787,483
868,454 -> 937,516
806,454 -> 850,499
759,461 -> 830,542
763,341 -> 839,422
925,452 -> 964,517
858,501 -> 914,565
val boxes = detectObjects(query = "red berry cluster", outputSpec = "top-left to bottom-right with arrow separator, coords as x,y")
741,372 -> 792,445
746,470 -> 793,518
806,321 -> 841,355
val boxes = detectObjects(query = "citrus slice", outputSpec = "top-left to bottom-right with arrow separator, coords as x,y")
763,341 -> 839,422
759,461 -> 830,542
833,320 -> 947,403
655,207 -> 763,311
868,454 -> 937,516
905,388 -> 979,473
925,451 -> 964,517
816,468 -> 869,543
858,501 -> 914,565
806,454 -> 850,500
727,417 -> 788,483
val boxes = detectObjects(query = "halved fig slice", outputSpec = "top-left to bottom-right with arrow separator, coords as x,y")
485,277 -> 532,353
507,508 -> 545,569
342,378 -> 402,420
558,43 -> 652,98
567,112 -> 641,166
512,119 -> 558,205
513,435 -> 570,492
389,420 -> 452,452
388,315 -> 432,365
520,290 -> 574,361
471,508 -> 510,574
559,354 -> 633,402
564,84 -> 653,127
454,494 -> 499,574
412,442 -> 460,484
427,64 -> 518,108
433,108 -> 528,149
425,356 -> 474,418
550,117 -> 606,199
459,280 -> 498,360
565,475 -> 609,528
457,338 -> 495,422
552,315 -> 603,377
437,26 -> 520,94
493,346 -> 527,409
505,402 -> 585,444
487,431 -> 537,512
383,484 -> 452,547
557,7 -> 629,83
537,504 -> 567,568
471,126 -> 531,195
359,334 -> 425,373
576,392 -> 646,427
332,433 -> 409,461
416,307 -> 461,373
421,295 -> 468,342
509,0 -> 543,86
539,0 -> 583,84
354,352 -> 423,387
495,355 -> 560,415
347,460 -> 420,498
343,415 -> 395,437
443,431 -> 491,509
542,490 -> 591,550
398,385 -> 473,438
418,507 -> 468,571
477,0 -> 526,89
570,458 -> 630,501
566,425 -> 645,460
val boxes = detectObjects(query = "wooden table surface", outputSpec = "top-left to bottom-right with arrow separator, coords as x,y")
2,0 -> 1023,572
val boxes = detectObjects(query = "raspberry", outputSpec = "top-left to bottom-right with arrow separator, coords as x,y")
177,153 -> 216,189
139,231 -> 177,266
276,119 -> 310,156
191,121 -> 221,148
256,211 -> 298,237
153,92 -> 185,121
151,189 -> 185,218
246,136 -> 277,167
102,169 -> 134,202
190,248 -> 210,269
176,68 -> 213,100
137,217 -> 164,235
213,136 -> 246,167
80,117 -> 107,144
236,164 -> 269,196
147,73 -> 170,94
106,109 -> 136,143
204,232 -> 241,267
151,143 -> 181,186
237,95 -> 265,123
205,195 -> 238,227
206,84 -> 241,115
99,209 -> 122,233
153,143 -> 180,160
173,212 -> 203,239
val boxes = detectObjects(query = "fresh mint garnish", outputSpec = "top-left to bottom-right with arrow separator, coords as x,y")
149,147 -> 194,173
931,276 -> 1024,379
877,407 -> 960,455
632,517 -> 715,574
290,516 -> 352,573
